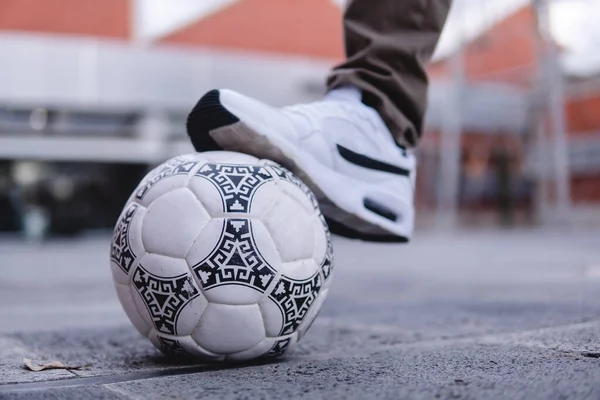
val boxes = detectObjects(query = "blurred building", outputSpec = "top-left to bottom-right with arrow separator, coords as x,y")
0,0 -> 598,235
422,4 -> 600,225
0,0 -> 342,236
565,75 -> 600,203
420,6 -> 538,225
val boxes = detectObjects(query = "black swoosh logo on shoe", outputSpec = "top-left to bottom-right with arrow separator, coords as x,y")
336,144 -> 410,176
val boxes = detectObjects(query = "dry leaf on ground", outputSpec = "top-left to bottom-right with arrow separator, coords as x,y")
23,358 -> 90,372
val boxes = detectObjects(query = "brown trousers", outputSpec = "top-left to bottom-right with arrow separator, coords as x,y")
327,0 -> 452,148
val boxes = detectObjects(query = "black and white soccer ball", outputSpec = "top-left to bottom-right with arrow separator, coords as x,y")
110,151 -> 333,361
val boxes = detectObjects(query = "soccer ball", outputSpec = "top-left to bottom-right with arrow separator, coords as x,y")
110,151 -> 333,361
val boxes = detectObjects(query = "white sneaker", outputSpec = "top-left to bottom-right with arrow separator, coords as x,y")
186,87 -> 416,242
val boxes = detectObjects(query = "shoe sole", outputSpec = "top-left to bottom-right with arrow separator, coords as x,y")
187,90 -> 412,242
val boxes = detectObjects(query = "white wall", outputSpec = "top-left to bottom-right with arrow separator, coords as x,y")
0,33 -> 333,110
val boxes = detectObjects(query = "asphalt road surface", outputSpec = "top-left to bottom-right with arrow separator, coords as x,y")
1,229 -> 599,399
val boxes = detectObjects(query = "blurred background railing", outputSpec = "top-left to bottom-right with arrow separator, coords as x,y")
0,0 -> 598,239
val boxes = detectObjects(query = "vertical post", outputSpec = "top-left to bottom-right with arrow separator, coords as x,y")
130,0 -> 144,45
436,39 -> 465,229
533,0 -> 572,226
533,114 -> 550,222
531,2 -> 550,225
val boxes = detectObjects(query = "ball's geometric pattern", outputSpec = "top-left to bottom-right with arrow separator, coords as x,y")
271,164 -> 320,209
131,265 -> 200,335
110,151 -> 334,361
196,163 -> 273,213
263,337 -> 292,359
320,237 -> 334,280
110,203 -> 140,274
135,157 -> 200,201
191,219 -> 277,293
157,337 -> 194,358
268,271 -> 322,336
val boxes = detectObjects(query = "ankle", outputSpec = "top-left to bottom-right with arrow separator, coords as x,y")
325,86 -> 362,103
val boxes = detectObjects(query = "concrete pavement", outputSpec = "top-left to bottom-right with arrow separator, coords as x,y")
1,229 -> 599,399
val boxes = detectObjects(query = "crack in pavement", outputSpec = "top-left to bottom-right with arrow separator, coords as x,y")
0,365 -> 228,393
